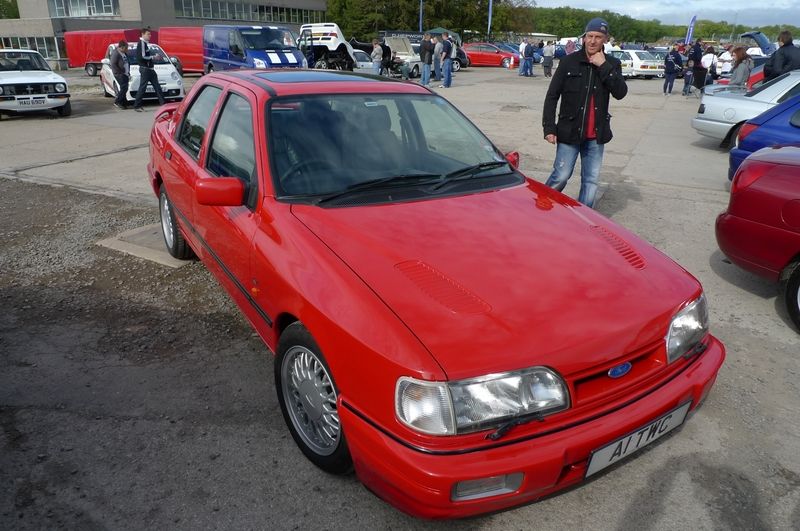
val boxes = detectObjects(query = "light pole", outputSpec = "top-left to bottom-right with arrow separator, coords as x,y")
419,0 -> 423,32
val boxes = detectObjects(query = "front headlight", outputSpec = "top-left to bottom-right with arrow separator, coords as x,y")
665,294 -> 709,363
253,58 -> 267,69
54,83 -> 66,93
171,71 -> 179,80
396,367 -> 568,436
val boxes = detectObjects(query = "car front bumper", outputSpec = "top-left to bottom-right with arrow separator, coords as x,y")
0,93 -> 70,112
340,336 -> 725,519
691,116 -> 732,140
127,81 -> 184,101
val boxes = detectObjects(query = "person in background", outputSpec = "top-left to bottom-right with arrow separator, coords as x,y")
764,30 -> 800,81
718,45 -> 734,75
110,40 -> 130,110
689,38 -> 705,90
700,46 -> 718,85
523,39 -> 535,77
682,59 -> 695,96
419,33 -> 433,86
542,18 -> 628,208
133,27 -> 165,112
518,38 -> 528,76
663,43 -> 683,95
433,36 -> 443,82
542,40 -> 555,77
371,39 -> 383,75
439,32 -> 453,89
566,39 -> 576,54
729,46 -> 753,88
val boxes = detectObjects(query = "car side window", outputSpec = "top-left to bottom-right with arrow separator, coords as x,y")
207,92 -> 256,185
778,82 -> 800,104
177,85 -> 223,160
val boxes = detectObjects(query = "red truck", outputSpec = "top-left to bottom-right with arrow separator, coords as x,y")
64,29 -> 157,76
158,27 -> 203,74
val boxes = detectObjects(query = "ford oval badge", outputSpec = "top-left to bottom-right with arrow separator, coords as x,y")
608,362 -> 632,379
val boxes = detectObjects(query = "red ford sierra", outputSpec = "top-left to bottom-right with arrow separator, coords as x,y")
147,69 -> 725,518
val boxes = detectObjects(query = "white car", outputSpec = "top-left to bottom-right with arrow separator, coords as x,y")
384,36 -> 421,78
692,70 -> 800,146
100,43 -> 184,103
352,50 -> 374,73
609,49 -> 665,79
0,49 -> 71,117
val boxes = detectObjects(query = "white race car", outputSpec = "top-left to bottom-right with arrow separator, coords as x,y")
100,43 -> 184,103
0,49 -> 71,118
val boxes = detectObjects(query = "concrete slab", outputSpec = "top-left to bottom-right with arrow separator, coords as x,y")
96,223 -> 190,268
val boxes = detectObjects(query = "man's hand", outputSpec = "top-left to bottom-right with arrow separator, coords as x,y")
588,51 -> 606,67
545,134 -> 556,144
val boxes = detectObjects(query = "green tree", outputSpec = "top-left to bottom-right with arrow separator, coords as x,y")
0,0 -> 20,19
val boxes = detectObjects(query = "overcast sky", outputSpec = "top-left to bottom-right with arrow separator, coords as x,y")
533,1 -> 800,28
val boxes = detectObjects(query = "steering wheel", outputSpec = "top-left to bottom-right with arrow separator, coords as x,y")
281,159 -> 334,193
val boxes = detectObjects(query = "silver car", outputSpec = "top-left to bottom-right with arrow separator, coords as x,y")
692,70 -> 800,146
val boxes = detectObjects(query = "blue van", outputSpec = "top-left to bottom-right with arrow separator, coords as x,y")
202,25 -> 307,73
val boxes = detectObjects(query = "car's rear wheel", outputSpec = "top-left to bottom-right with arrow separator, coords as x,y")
452,59 -> 461,72
411,65 -> 419,78
85,63 -> 97,76
781,261 -> 800,331
275,323 -> 352,474
56,100 -> 71,117
501,57 -> 511,68
159,185 -> 194,260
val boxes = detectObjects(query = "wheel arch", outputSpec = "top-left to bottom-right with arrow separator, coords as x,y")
780,253 -> 800,282
721,120 -> 747,148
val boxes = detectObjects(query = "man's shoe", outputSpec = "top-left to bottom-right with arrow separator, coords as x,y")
134,107 -> 143,112
114,103 -> 124,109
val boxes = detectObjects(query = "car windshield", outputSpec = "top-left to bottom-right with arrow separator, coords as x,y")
240,28 -> 297,50
125,44 -> 171,64
269,94 -> 516,200
0,51 -> 51,72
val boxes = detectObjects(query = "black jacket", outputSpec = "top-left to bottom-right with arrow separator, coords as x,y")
543,50 -> 628,145
764,42 -> 800,81
664,50 -> 683,74
419,40 -> 433,65
137,39 -> 154,68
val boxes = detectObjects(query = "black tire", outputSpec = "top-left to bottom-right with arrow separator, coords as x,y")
314,57 -> 329,69
452,59 -> 462,72
159,185 -> 194,260
275,322 -> 352,474
723,123 -> 743,149
781,262 -> 800,331
85,63 -> 97,76
56,100 -> 71,117
501,57 -> 511,68
411,65 -> 419,78
644,75 -> 654,80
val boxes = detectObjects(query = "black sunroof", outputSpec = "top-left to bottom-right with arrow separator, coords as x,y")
254,71 -> 393,83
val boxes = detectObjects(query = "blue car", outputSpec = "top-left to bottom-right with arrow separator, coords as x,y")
728,93 -> 800,180
203,25 -> 306,73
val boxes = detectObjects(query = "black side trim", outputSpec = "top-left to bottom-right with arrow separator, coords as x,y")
342,348 -> 707,456
171,202 -> 273,327
227,71 -> 278,96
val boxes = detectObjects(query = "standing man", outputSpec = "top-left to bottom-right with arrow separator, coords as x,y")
371,39 -> 383,75
663,43 -> 683,95
433,36 -> 443,82
439,32 -> 453,89
764,31 -> 800,81
419,33 -> 433,86
523,39 -> 535,77
542,40 -> 555,77
518,38 -> 527,76
133,28 -> 165,112
542,18 -> 628,208
110,40 -> 130,110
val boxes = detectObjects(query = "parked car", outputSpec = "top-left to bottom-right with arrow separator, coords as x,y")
692,70 -> 800,147
412,43 -> 469,71
727,93 -> 800,179
203,25 -> 306,73
158,26 -> 203,74
351,50 -> 373,73
300,22 -> 357,71
716,145 -> 800,330
100,43 -> 184,103
714,63 -> 765,91
461,42 -> 517,67
495,42 -> 542,63
148,69 -> 724,519
64,28 -> 148,76
609,49 -> 665,78
0,49 -> 71,118
384,36 -> 421,78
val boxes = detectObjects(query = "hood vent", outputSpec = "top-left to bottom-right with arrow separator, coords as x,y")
395,260 -> 492,315
590,226 -> 646,270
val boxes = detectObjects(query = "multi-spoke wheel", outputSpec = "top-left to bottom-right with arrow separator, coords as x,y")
159,185 -> 194,259
275,323 -> 352,474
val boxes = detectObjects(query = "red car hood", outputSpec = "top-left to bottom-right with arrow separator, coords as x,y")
292,181 -> 700,380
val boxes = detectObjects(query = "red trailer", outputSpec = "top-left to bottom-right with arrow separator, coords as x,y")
64,29 -> 157,76
158,27 -> 203,74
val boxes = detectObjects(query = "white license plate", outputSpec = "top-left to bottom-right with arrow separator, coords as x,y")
585,401 -> 691,478
19,98 -> 46,106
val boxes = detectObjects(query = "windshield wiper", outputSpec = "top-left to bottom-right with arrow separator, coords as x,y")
431,161 -> 510,191
315,173 -> 443,205
485,412 -> 546,441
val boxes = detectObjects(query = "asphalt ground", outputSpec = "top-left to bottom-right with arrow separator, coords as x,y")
1,66 -> 799,530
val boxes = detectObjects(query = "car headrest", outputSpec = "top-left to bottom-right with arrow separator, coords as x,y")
363,105 -> 391,131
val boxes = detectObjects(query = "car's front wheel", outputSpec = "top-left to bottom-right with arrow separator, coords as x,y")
782,262 -> 800,331
501,57 -> 511,68
56,100 -> 71,117
159,185 -> 194,259
411,65 -> 419,78
275,323 -> 352,474
85,63 -> 97,76
452,59 -> 462,72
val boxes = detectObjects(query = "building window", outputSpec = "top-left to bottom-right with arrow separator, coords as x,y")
48,0 -> 119,17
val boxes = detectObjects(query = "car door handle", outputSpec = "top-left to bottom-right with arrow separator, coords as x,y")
165,150 -> 172,160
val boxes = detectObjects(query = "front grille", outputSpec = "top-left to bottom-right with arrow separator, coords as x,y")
5,83 -> 54,95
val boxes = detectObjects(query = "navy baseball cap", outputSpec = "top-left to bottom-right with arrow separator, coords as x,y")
584,18 -> 609,36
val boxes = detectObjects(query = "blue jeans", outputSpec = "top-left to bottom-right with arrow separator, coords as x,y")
518,54 -> 525,75
523,57 -> 533,76
663,72 -> 677,93
443,58 -> 452,87
545,140 -> 605,208
433,57 -> 441,80
421,63 -> 431,85
373,61 -> 381,75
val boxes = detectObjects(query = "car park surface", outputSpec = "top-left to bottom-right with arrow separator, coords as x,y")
1,66 -> 799,529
